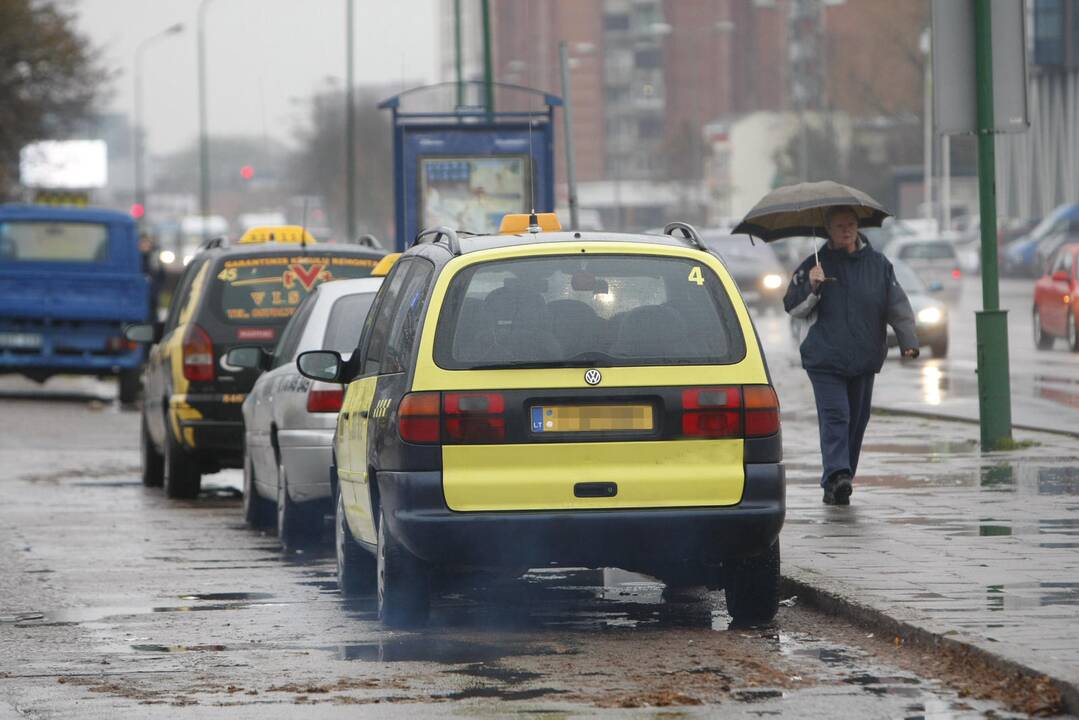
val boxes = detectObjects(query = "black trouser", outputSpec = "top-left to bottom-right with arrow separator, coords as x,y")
807,371 -> 875,487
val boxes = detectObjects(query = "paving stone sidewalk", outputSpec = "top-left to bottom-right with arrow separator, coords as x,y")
779,402 -> 1079,706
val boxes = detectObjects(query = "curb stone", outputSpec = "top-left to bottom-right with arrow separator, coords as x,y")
872,404 -> 1079,441
780,567 -> 1079,715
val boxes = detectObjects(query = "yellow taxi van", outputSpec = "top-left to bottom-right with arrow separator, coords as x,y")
296,214 -> 784,627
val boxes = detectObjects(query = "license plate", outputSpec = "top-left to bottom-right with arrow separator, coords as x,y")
531,404 -> 654,433
0,332 -> 43,349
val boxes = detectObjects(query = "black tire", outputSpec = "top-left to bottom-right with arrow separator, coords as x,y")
118,369 -> 140,405
140,414 -> 164,488
242,450 -> 274,528
335,484 -> 376,596
277,463 -> 319,550
1068,310 -> 1079,353
162,426 -> 201,499
930,336 -> 948,358
377,507 -> 429,627
1034,306 -> 1054,349
724,539 -> 780,626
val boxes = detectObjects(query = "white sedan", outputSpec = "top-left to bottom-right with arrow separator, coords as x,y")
230,277 -> 382,549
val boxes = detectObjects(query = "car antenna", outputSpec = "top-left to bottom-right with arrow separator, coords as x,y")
299,197 -> 309,249
525,1 -> 541,236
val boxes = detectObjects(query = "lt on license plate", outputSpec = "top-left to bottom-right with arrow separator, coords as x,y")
531,404 -> 654,433
0,332 -> 43,349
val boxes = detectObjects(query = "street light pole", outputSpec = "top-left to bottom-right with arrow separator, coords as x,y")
481,0 -> 494,117
197,0 -> 216,241
345,0 -> 356,241
133,23 -> 184,222
558,42 -> 580,230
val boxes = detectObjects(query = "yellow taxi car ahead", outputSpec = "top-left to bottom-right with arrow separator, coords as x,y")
297,215 -> 784,627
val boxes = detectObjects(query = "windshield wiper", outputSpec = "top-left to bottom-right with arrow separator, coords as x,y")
465,353 -> 622,371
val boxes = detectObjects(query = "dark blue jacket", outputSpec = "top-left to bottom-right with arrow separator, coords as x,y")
783,236 -> 918,376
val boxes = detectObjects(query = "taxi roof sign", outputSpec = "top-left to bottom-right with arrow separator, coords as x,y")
371,253 -> 401,277
238,225 -> 317,245
499,212 -> 561,234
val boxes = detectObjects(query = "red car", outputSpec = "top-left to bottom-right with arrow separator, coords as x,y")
1033,242 -> 1079,351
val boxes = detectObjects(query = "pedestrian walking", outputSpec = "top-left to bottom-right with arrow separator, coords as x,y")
783,205 -> 920,505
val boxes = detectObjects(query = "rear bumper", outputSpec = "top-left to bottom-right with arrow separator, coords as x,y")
178,419 -> 244,466
377,463 -> 785,571
279,428 -> 334,503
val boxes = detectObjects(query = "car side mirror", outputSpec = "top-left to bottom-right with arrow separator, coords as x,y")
927,281 -> 944,293
226,346 -> 272,371
124,322 -> 162,344
297,350 -> 343,382
1052,270 -> 1070,282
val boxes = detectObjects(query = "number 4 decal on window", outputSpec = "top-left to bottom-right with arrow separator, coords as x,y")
687,266 -> 705,286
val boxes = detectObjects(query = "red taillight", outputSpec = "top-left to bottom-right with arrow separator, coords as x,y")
306,384 -> 343,413
744,385 -> 781,437
681,385 -> 780,438
399,392 -> 441,444
444,392 -> 506,443
682,386 -> 742,437
182,324 -> 215,382
952,268 -> 962,279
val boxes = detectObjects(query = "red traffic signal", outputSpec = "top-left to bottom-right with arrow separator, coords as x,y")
240,165 -> 255,180
130,203 -> 145,219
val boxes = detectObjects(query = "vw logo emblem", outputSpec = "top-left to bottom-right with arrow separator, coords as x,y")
584,369 -> 602,386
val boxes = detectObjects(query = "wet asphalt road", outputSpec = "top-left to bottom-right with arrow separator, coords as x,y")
0,380 -> 1033,718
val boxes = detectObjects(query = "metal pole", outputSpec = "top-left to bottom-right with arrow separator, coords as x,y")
481,0 -> 494,117
973,0 -> 1012,448
923,37 -> 934,220
941,133 -> 951,232
345,0 -> 356,241
454,0 -> 464,108
197,0 -> 212,241
134,24 -> 183,224
558,42 -> 580,230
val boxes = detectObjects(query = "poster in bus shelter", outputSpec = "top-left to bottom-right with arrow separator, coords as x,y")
419,156 -> 532,235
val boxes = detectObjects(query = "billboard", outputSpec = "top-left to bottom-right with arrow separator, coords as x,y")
19,140 -> 108,189
419,156 -> 531,233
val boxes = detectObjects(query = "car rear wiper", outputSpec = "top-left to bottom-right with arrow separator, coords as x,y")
465,353 -> 622,371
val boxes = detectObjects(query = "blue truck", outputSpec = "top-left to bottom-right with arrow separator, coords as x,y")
0,204 -> 150,403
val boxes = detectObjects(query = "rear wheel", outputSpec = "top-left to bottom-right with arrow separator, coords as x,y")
162,426 -> 201,499
140,415 -> 163,488
277,463 -> 320,550
377,507 -> 429,627
242,450 -> 274,527
336,485 -> 376,596
724,540 -> 780,626
1034,306 -> 1055,349
1069,310 -> 1079,352
930,336 -> 948,358
118,369 -> 140,405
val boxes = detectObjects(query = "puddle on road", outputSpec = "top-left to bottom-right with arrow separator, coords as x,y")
985,582 -> 1079,611
178,592 -> 274,601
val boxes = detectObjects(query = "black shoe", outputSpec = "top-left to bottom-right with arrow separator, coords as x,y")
822,472 -> 853,505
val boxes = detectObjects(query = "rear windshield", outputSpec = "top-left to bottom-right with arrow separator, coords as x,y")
434,255 -> 746,369
213,253 -> 379,324
0,221 -> 108,263
323,292 -> 377,353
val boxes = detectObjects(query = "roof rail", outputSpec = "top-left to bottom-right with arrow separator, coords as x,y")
200,236 -> 227,251
351,233 -> 382,249
663,222 -> 707,252
412,226 -> 461,256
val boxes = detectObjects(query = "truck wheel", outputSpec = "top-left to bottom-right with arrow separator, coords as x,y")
118,369 -> 140,405
377,507 -> 429,627
277,463 -> 319,550
336,485 -> 376,596
242,451 -> 274,528
1034,306 -> 1055,349
724,540 -> 780,626
162,427 -> 201,499
1068,310 -> 1079,353
140,415 -> 164,488
930,336 -> 948,358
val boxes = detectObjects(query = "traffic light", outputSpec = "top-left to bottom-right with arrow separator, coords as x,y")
130,203 -> 145,219
240,165 -> 254,181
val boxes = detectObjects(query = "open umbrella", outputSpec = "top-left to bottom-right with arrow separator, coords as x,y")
732,181 -> 891,267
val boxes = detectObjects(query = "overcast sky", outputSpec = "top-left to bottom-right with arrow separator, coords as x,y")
75,0 -> 440,155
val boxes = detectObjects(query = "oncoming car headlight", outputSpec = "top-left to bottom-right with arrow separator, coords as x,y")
762,273 -> 783,290
917,307 -> 943,325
